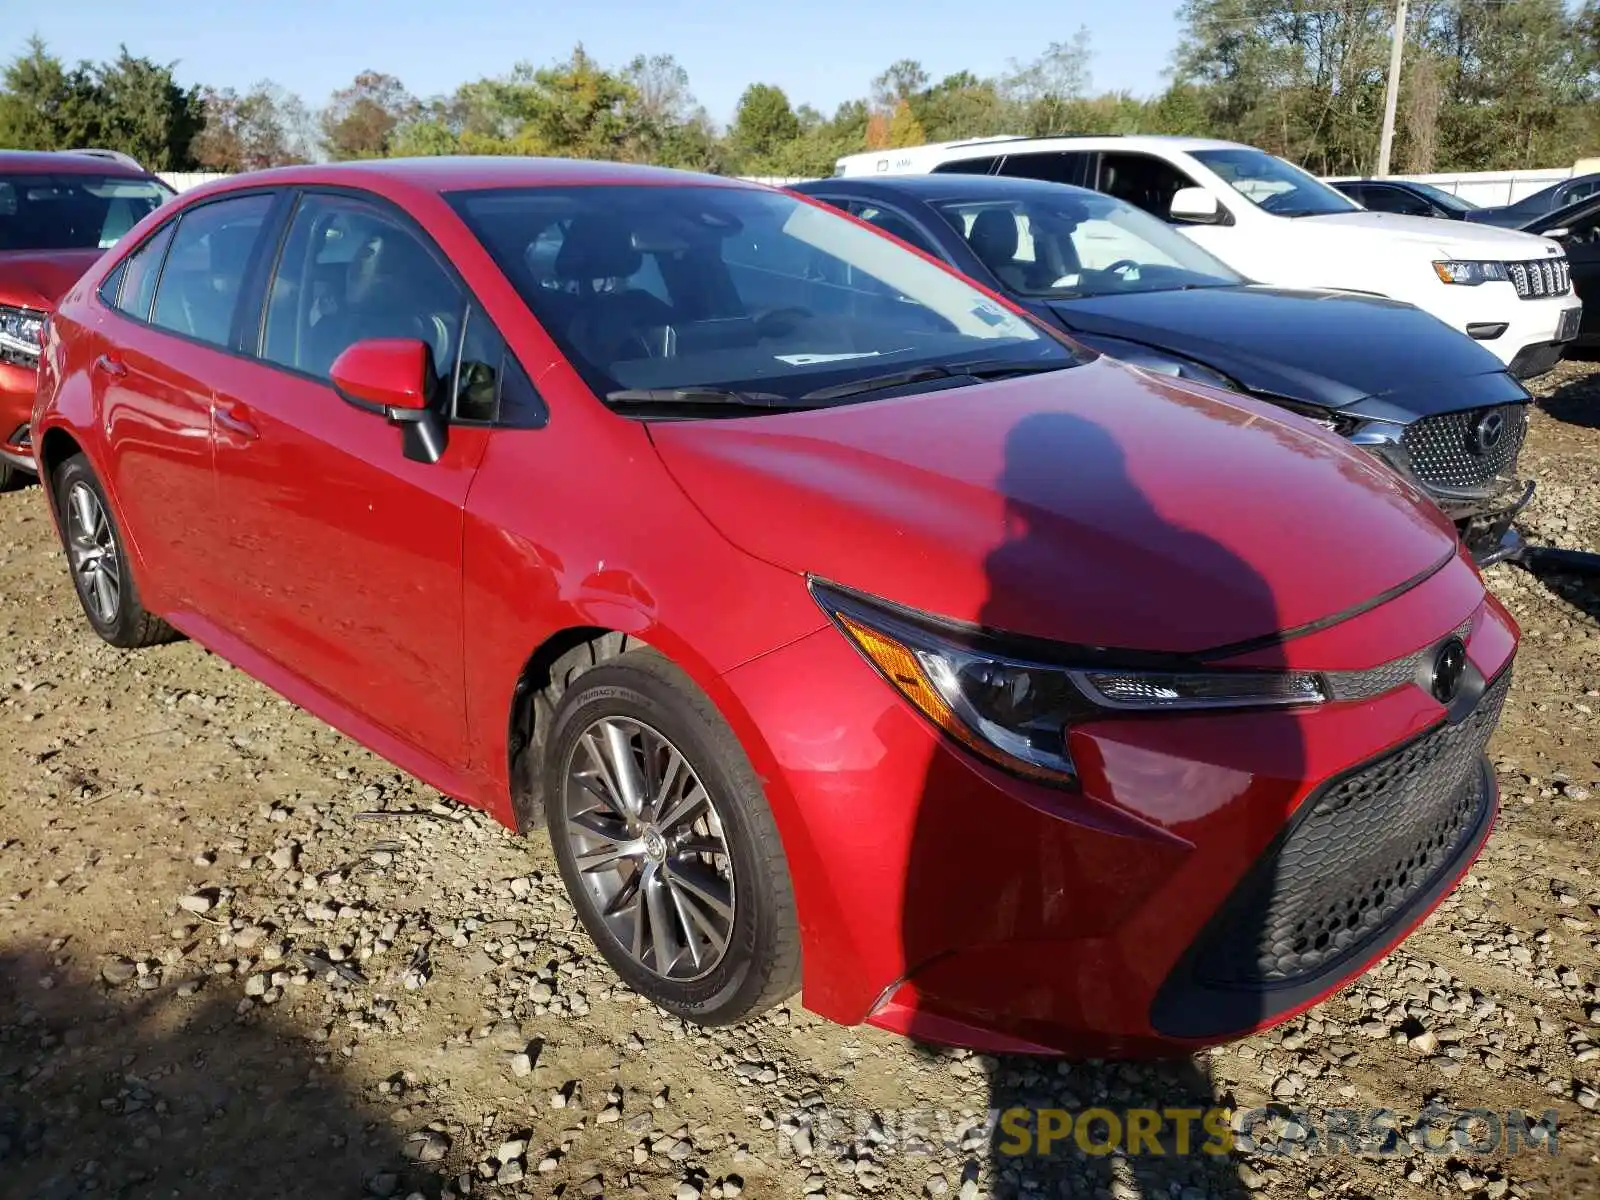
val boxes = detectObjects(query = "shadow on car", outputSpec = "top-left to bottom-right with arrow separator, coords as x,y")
0,942 -> 424,1199
899,410 -> 1293,1198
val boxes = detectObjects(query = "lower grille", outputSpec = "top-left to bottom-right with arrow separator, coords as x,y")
1400,405 -> 1527,490
1188,669 -> 1509,991
1507,257 -> 1571,299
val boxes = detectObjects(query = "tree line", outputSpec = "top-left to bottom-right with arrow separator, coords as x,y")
1,8 -> 1597,182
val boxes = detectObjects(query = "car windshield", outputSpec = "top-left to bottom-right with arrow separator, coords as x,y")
0,173 -> 171,252
1407,181 -> 1478,212
1190,149 -> 1359,218
449,184 -> 1075,409
931,190 -> 1242,299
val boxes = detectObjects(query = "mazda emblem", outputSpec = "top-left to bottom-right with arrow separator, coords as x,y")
1430,638 -> 1467,703
1474,410 -> 1505,455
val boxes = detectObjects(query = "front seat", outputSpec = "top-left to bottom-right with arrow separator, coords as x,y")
966,209 -> 1032,293
553,216 -> 676,365
306,230 -> 457,379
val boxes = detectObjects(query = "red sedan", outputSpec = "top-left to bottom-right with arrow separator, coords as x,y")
32,158 -> 1516,1056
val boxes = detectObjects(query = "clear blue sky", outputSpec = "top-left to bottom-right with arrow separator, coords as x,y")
7,0 -> 1183,128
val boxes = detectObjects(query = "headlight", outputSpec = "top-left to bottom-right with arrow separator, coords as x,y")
0,304 -> 46,363
1432,260 -> 1508,286
811,581 -> 1327,787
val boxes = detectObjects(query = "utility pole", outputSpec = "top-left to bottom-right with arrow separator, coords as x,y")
1376,0 -> 1408,177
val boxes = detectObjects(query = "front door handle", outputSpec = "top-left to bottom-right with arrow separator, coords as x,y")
215,402 -> 259,443
92,354 -> 126,379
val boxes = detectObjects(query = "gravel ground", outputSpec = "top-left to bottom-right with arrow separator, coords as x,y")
3,362 -> 1600,1200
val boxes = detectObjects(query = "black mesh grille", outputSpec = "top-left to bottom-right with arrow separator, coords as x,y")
1190,669 -> 1509,989
1322,619 -> 1472,703
1399,405 -> 1527,490
1506,257 -> 1571,299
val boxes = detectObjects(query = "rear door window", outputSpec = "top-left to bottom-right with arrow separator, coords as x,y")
150,194 -> 274,348
1365,185 -> 1432,216
996,151 -> 1092,186
107,222 -> 176,320
931,155 -> 1000,176
843,201 -> 942,257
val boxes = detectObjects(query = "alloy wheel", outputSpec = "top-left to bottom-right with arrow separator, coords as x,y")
66,481 -> 121,625
560,717 -> 736,981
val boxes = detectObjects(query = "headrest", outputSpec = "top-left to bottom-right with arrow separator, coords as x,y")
967,208 -> 1019,263
554,216 -> 642,281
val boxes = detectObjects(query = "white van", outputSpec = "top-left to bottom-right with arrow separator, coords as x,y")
835,135 -> 1581,377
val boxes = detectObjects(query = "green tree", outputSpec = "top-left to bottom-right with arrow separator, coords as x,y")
729,83 -> 801,169
0,37 -> 92,150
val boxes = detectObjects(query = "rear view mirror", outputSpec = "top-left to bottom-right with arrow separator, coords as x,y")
1169,187 -> 1225,225
329,338 -> 448,464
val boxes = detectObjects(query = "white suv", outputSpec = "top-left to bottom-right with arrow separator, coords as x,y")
835,135 -> 1581,378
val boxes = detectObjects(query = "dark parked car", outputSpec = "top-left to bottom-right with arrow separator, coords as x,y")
1330,177 -> 1479,220
1512,194 -> 1600,348
33,158 -> 1517,1056
1466,173 -> 1600,228
790,173 -> 1535,564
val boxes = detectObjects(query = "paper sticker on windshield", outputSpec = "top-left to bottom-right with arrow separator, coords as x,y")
970,303 -> 1012,327
774,352 -> 883,366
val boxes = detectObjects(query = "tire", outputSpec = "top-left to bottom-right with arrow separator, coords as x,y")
542,647 -> 800,1024
52,453 -> 177,649
0,458 -> 23,492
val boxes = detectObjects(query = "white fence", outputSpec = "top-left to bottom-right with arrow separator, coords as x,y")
157,170 -> 813,192
157,165 -> 1581,205
1324,168 -> 1576,207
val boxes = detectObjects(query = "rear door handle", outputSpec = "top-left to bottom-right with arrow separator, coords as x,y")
92,354 -> 126,379
215,401 -> 259,443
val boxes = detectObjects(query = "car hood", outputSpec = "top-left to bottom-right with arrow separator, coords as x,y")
1301,210 -> 1563,258
648,357 -> 1459,654
0,249 -> 103,310
1463,207 -> 1534,229
1049,286 -> 1512,412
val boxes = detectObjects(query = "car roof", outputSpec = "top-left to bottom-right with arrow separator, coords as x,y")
0,149 -> 154,177
181,156 -> 761,203
792,174 -> 1101,203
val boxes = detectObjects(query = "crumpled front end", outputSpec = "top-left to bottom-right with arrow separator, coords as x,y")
1328,371 -> 1537,566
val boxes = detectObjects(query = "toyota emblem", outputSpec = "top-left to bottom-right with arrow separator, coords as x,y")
1430,637 -> 1467,704
1474,410 -> 1505,455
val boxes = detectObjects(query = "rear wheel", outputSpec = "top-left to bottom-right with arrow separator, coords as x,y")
542,647 -> 799,1024
53,454 -> 177,648
0,459 -> 21,492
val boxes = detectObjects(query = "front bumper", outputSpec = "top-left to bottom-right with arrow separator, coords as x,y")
723,558 -> 1518,1056
1416,284 -> 1580,379
0,360 -> 39,475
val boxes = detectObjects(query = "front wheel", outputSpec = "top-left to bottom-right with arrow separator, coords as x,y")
0,458 -> 22,492
52,454 -> 177,648
542,649 -> 800,1024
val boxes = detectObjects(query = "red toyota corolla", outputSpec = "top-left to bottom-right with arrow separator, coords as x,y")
33,159 -> 1517,1056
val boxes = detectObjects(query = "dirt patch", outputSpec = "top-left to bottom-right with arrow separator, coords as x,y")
4,364 -> 1600,1199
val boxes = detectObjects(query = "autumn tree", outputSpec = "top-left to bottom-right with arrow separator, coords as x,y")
193,81 -> 313,170
321,71 -> 416,160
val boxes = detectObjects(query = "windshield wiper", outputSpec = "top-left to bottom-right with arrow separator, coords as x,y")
605,387 -> 805,410
799,358 -> 1069,403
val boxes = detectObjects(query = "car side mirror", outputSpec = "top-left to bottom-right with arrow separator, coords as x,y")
1544,227 -> 1570,241
329,338 -> 448,464
1169,186 -> 1225,225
